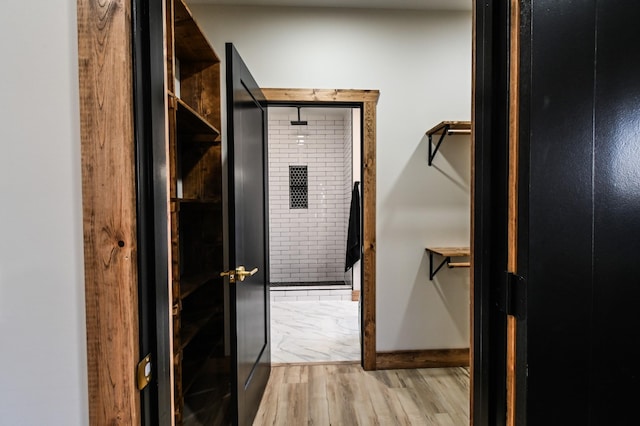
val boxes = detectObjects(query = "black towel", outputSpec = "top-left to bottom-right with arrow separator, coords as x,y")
345,182 -> 361,271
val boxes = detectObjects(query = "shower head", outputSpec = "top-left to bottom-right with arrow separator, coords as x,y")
291,106 -> 308,126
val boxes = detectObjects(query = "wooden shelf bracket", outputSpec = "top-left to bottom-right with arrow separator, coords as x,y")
425,121 -> 471,166
428,252 -> 451,280
425,247 -> 471,280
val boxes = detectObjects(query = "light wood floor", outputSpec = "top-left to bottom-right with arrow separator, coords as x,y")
253,363 -> 470,425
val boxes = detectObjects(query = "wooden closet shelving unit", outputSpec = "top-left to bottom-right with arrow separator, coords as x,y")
424,121 -> 472,280
165,0 -> 229,424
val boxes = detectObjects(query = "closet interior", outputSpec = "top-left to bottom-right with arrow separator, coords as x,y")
165,0 -> 229,424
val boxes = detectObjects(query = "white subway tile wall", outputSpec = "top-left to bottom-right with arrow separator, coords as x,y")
268,108 -> 352,283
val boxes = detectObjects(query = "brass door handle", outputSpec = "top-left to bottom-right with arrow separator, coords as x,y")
235,266 -> 258,281
220,266 -> 258,283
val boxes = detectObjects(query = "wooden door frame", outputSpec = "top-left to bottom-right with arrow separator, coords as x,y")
78,0 -> 172,424
262,89 -> 379,371
77,0 -> 142,423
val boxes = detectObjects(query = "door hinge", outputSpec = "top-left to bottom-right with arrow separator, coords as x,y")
168,93 -> 177,110
498,272 -> 526,319
136,353 -> 152,390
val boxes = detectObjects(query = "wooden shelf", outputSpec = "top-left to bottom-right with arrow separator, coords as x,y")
425,247 -> 470,257
180,270 -> 221,300
183,357 -> 227,399
180,309 -> 223,351
182,355 -> 231,425
426,121 -> 471,136
173,0 -> 219,68
448,262 -> 471,268
183,343 -> 227,396
172,196 -> 222,205
175,96 -> 220,140
425,121 -> 471,166
167,2 -> 225,424
181,315 -> 226,389
425,246 -> 471,280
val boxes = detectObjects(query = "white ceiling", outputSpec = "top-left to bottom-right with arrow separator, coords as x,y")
187,0 -> 472,11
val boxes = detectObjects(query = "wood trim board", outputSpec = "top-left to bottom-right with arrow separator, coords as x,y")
263,88 -> 379,371
262,88 -> 380,103
376,349 -> 470,370
507,0 -> 521,424
470,1 -> 477,423
77,0 -> 141,423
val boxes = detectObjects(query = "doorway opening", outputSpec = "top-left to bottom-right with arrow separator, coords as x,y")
266,105 -> 362,364
262,88 -> 378,371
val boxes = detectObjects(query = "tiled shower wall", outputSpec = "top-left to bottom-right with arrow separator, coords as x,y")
268,108 -> 352,283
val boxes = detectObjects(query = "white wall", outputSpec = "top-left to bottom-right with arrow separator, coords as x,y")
0,1 -> 88,424
190,4 -> 472,351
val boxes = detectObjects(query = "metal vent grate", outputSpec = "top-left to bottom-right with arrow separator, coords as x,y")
289,165 -> 308,209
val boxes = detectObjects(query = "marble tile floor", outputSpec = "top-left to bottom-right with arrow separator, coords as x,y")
270,299 -> 360,363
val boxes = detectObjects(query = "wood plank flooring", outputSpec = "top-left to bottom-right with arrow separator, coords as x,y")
253,363 -> 470,425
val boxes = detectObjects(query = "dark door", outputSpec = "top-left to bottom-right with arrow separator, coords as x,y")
512,1 -> 640,424
225,43 -> 271,426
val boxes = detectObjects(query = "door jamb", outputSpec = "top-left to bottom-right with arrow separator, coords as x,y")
472,0 -> 511,425
131,0 -> 172,423
262,89 -> 379,371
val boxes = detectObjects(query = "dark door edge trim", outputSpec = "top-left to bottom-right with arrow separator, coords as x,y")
473,0 -> 511,424
131,0 -> 172,423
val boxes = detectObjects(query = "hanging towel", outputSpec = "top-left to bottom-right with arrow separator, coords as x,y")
345,182 -> 361,272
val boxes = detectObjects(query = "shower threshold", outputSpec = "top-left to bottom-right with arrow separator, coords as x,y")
270,281 -> 346,288
270,283 -> 353,301
270,284 -> 351,292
